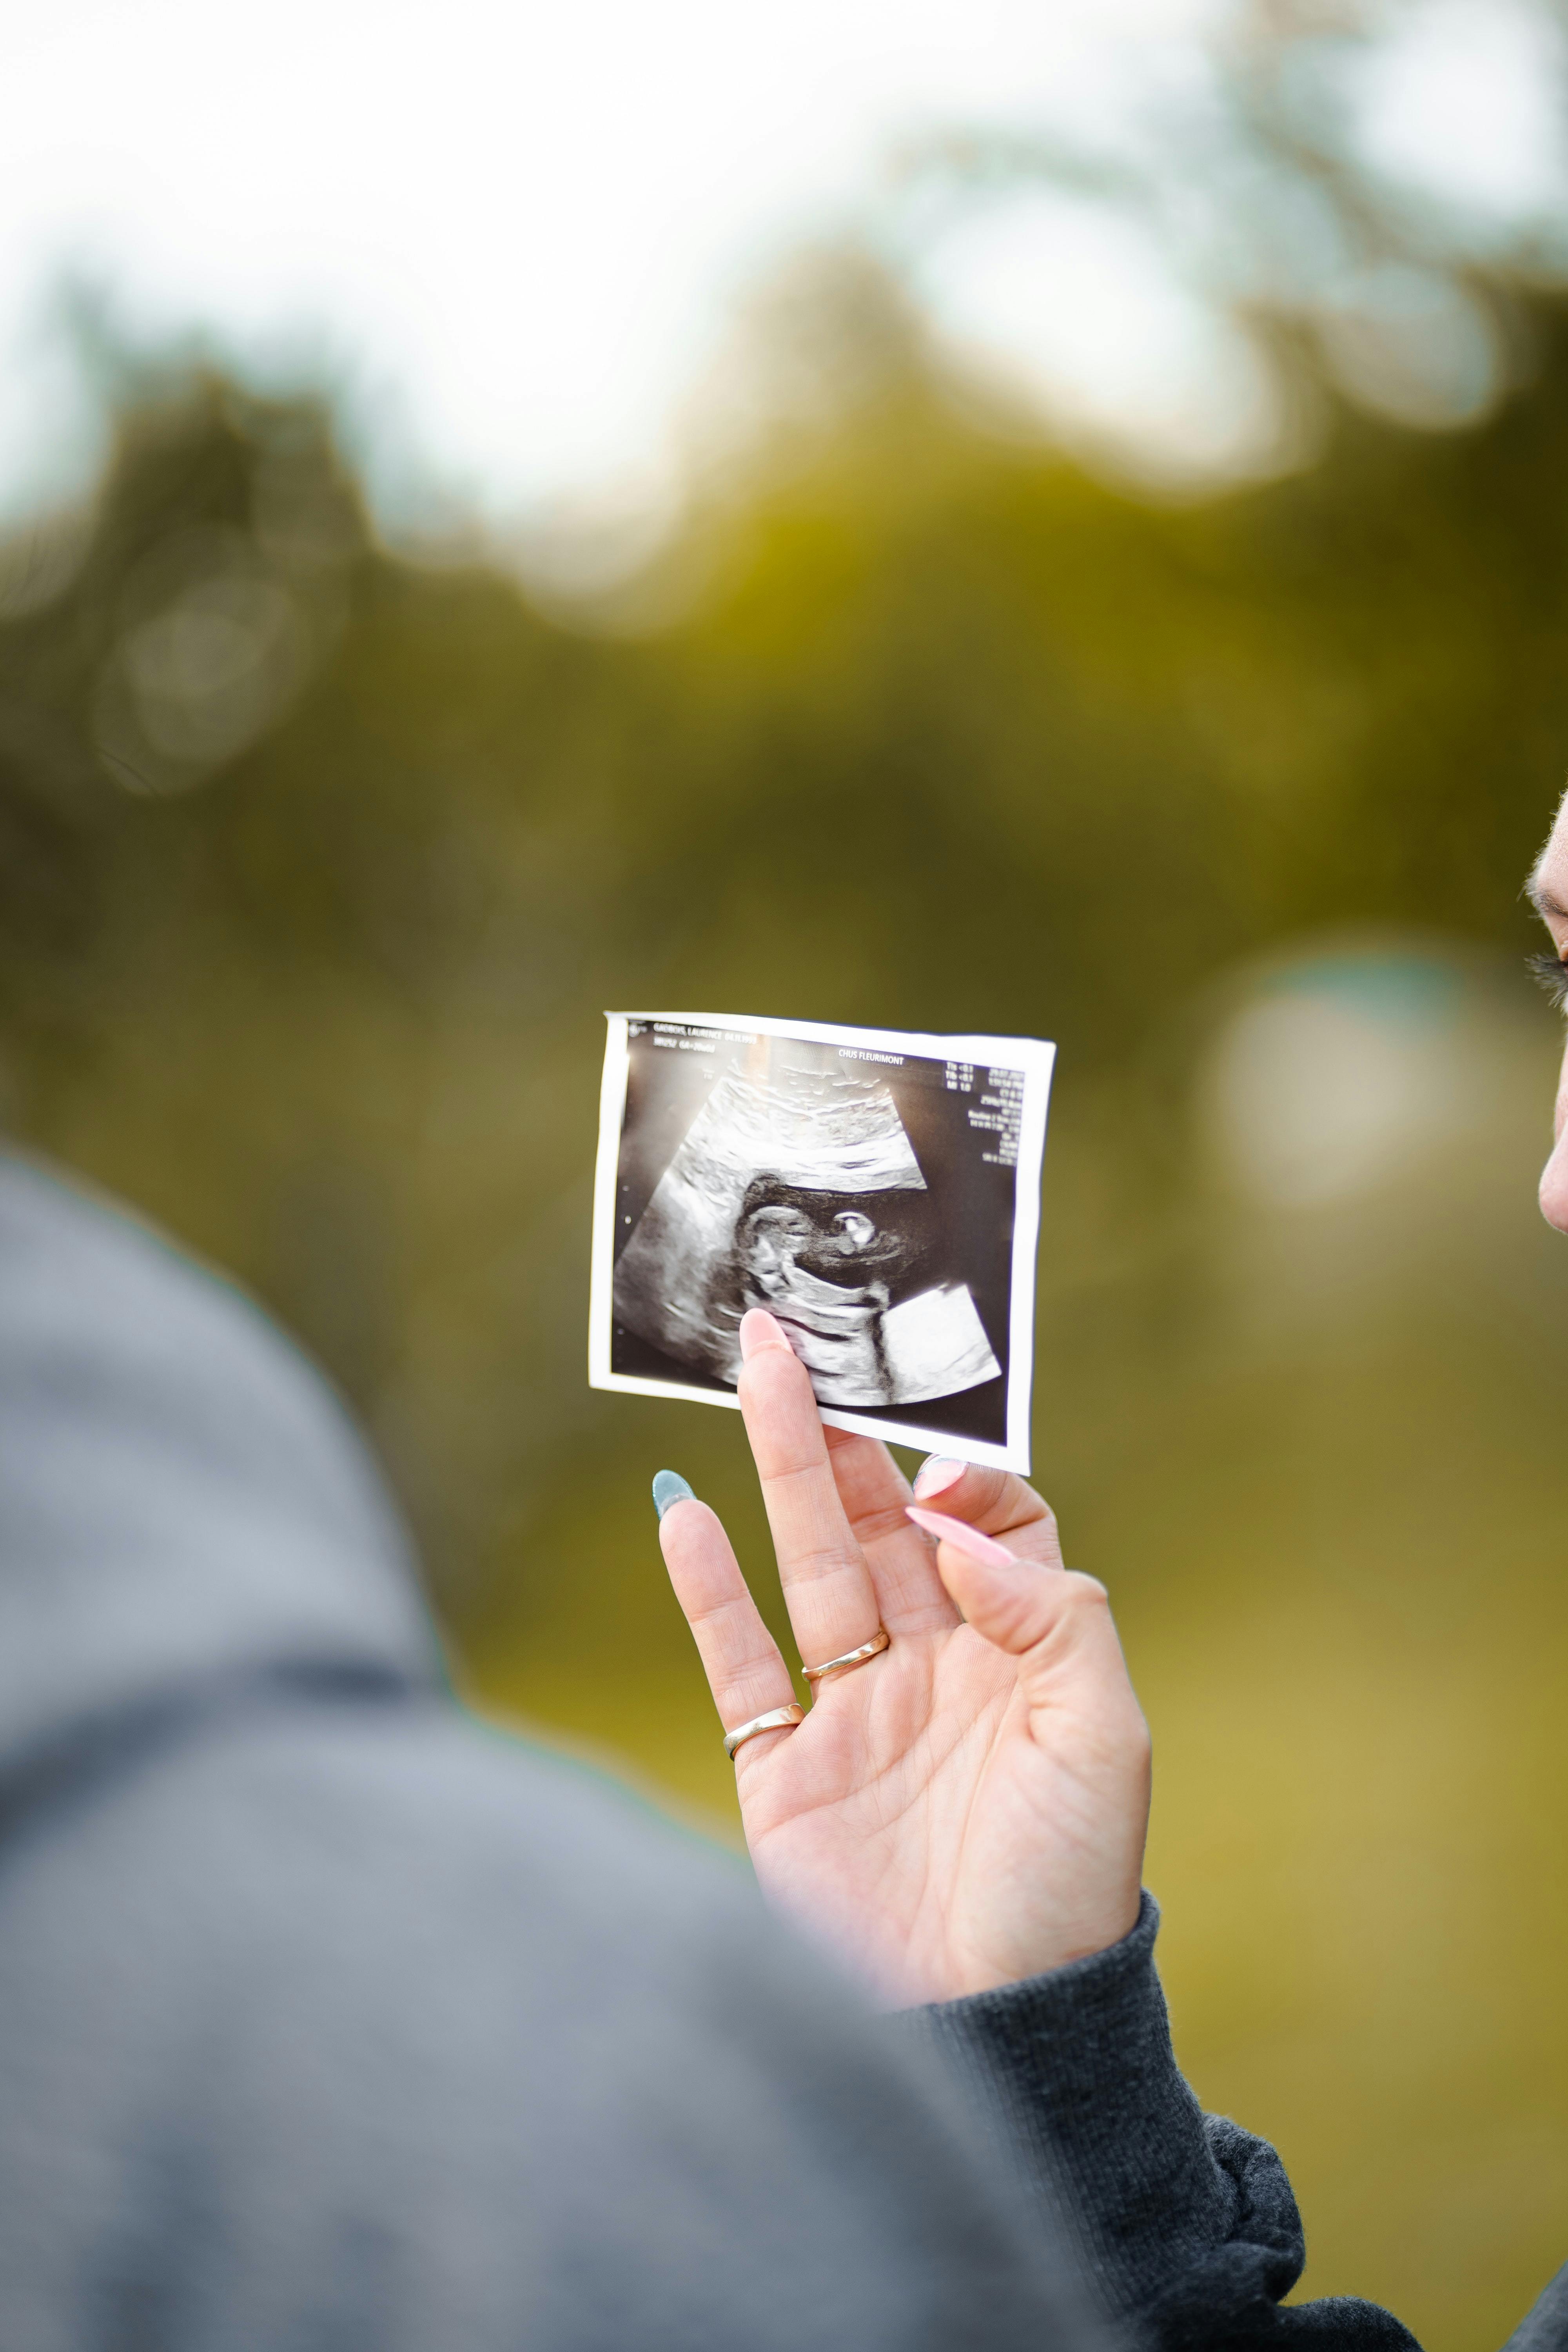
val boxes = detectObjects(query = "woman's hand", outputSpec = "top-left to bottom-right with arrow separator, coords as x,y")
658,1308 -> 1151,2006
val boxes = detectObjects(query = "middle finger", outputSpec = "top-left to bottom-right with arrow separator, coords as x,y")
737,1310 -> 883,1673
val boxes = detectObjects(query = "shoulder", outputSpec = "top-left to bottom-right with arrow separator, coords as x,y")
0,1696 -> 1091,2352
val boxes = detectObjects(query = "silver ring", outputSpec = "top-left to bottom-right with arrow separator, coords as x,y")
802,1628 -> 891,1686
723,1702 -> 806,1760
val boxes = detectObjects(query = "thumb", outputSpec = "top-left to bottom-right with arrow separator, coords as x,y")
905,1504 -> 1139,1729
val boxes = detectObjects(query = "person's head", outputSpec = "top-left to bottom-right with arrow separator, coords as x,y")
1529,789 -> 1568,1232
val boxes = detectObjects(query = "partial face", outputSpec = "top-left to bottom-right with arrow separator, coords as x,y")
736,1208 -> 815,1305
1529,800 -> 1568,1232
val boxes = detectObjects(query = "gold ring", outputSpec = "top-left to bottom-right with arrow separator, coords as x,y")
802,1628 -> 891,1685
723,1702 -> 806,1760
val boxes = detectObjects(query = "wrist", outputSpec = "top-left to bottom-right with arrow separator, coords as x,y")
949,1878 -> 1145,1997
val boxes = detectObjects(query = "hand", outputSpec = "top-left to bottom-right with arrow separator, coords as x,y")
658,1309 -> 1152,2005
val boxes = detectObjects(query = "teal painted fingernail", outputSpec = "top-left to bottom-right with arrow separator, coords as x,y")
652,1470 -> 695,1520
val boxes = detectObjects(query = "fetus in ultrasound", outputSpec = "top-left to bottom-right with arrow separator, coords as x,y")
613,1049 -> 1000,1408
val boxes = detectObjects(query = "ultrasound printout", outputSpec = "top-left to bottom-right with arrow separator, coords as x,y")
589,1013 -> 1055,1470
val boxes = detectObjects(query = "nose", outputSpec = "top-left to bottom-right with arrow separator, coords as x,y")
1542,1137 -> 1568,1232
1541,1051 -> 1568,1234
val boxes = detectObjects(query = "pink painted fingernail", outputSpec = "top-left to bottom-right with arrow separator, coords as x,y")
905,1505 -> 1019,1568
739,1308 -> 793,1361
912,1455 -> 965,1499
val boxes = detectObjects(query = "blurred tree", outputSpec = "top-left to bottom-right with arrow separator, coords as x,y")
4,236 -> 1568,1590
893,0 -> 1568,445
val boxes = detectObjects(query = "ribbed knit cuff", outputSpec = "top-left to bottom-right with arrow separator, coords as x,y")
900,1895 -> 1287,2323
902,1900 -> 1423,2349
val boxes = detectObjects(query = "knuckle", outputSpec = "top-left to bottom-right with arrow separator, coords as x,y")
738,1348 -> 808,1405
847,1499 -> 916,1548
993,1584 -> 1055,1652
966,1466 -> 1010,1511
769,1455 -> 830,1494
786,1537 -> 864,1589
985,1481 -> 1058,1550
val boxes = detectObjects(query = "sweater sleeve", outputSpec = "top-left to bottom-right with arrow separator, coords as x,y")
902,1895 -> 1419,2350
1501,2265 -> 1568,2351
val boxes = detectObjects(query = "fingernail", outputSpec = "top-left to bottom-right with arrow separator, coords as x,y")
652,1470 -> 695,1520
906,1505 -> 1018,1569
739,1308 -> 792,1361
913,1456 -> 965,1499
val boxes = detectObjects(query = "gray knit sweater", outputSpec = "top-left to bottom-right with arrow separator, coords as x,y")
0,1149 -> 1559,2352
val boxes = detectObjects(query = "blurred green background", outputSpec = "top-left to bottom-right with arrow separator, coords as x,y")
5,16 -> 1568,2343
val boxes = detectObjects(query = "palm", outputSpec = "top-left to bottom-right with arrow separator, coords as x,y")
660,1318 -> 1150,2005
744,1627 -> 1044,2002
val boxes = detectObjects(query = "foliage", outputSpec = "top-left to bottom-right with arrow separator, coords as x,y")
3,237 -> 1568,2345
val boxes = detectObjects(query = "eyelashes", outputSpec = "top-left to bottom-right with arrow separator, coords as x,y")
1528,950 -> 1568,1013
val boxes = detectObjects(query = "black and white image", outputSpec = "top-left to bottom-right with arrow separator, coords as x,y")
589,1013 -> 1055,1468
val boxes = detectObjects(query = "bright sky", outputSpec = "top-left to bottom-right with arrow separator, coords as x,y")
0,0 -> 1561,540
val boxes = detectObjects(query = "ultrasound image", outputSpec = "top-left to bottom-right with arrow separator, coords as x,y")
611,1040 -> 1001,1408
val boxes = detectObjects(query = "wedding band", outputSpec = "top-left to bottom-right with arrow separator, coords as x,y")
723,1703 -> 806,1760
802,1628 -> 891,1685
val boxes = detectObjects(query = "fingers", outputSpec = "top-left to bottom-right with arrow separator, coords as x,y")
909,1455 -> 1062,1569
658,1492 -> 798,1754
907,1506 -> 1145,1748
737,1310 -> 883,1670
823,1427 -> 961,1635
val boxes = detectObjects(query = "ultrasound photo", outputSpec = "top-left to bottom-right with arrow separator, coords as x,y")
589,1014 -> 1055,1468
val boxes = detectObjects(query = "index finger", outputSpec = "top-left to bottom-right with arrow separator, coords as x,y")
736,1311 -> 883,1671
907,1456 -> 1063,1568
